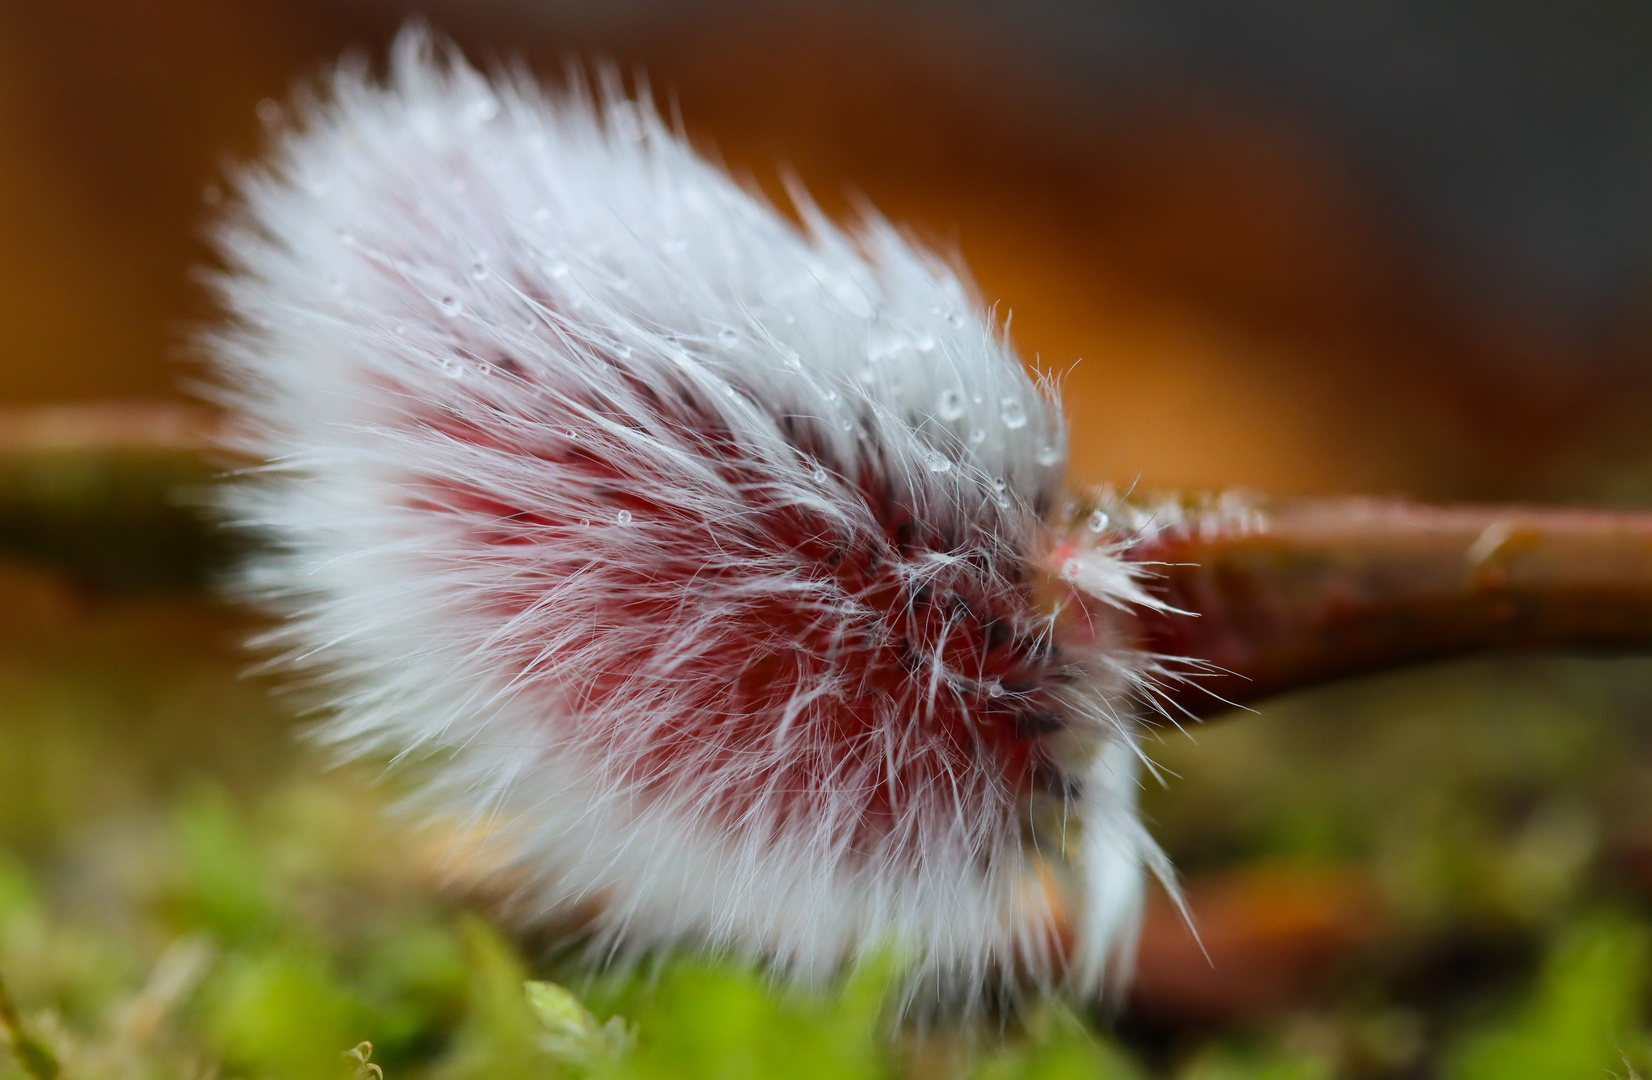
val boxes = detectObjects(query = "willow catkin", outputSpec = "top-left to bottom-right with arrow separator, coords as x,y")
206,29 -> 1175,1009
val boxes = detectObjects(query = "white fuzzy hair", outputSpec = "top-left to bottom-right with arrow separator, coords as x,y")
208,30 -> 1171,1009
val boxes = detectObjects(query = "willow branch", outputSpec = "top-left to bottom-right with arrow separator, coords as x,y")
1106,497 -> 1652,718
0,402 -> 238,590
5,405 -> 1652,719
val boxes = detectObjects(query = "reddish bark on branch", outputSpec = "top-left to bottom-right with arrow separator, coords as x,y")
1109,497 -> 1652,718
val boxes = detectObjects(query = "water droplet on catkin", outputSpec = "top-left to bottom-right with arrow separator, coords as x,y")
937,389 -> 965,421
470,263 -> 489,282
718,326 -> 740,346
1088,510 -> 1110,533
615,509 -> 632,525
999,397 -> 1028,430
925,451 -> 952,474
1037,445 -> 1061,467
437,296 -> 462,317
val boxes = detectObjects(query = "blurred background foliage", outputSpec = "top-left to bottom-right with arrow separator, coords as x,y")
8,0 -> 1652,1076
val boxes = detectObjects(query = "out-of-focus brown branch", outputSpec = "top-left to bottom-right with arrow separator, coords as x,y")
1107,497 -> 1652,718
0,402 -> 240,590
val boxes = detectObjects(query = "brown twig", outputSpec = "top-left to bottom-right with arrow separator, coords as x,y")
6,407 -> 1652,719
1089,497 -> 1652,718
0,402 -> 239,590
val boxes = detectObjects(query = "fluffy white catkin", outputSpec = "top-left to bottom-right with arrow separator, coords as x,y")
209,30 -> 1173,1007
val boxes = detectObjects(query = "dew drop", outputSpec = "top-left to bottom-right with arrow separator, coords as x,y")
435,358 -> 464,379
465,95 -> 500,125
812,466 -> 828,483
937,388 -> 966,421
579,518 -> 591,527
615,509 -> 633,525
779,348 -> 803,371
1036,445 -> 1061,467
946,311 -> 965,328
986,680 -> 1006,699
470,262 -> 490,282
1087,510 -> 1110,533
924,451 -> 953,474
546,262 -> 570,280
968,427 -> 987,444
915,333 -> 937,354
999,397 -> 1028,430
437,296 -> 462,317
718,326 -> 740,346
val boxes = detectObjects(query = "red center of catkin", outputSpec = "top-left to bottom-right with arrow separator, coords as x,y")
402,355 -> 1070,860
